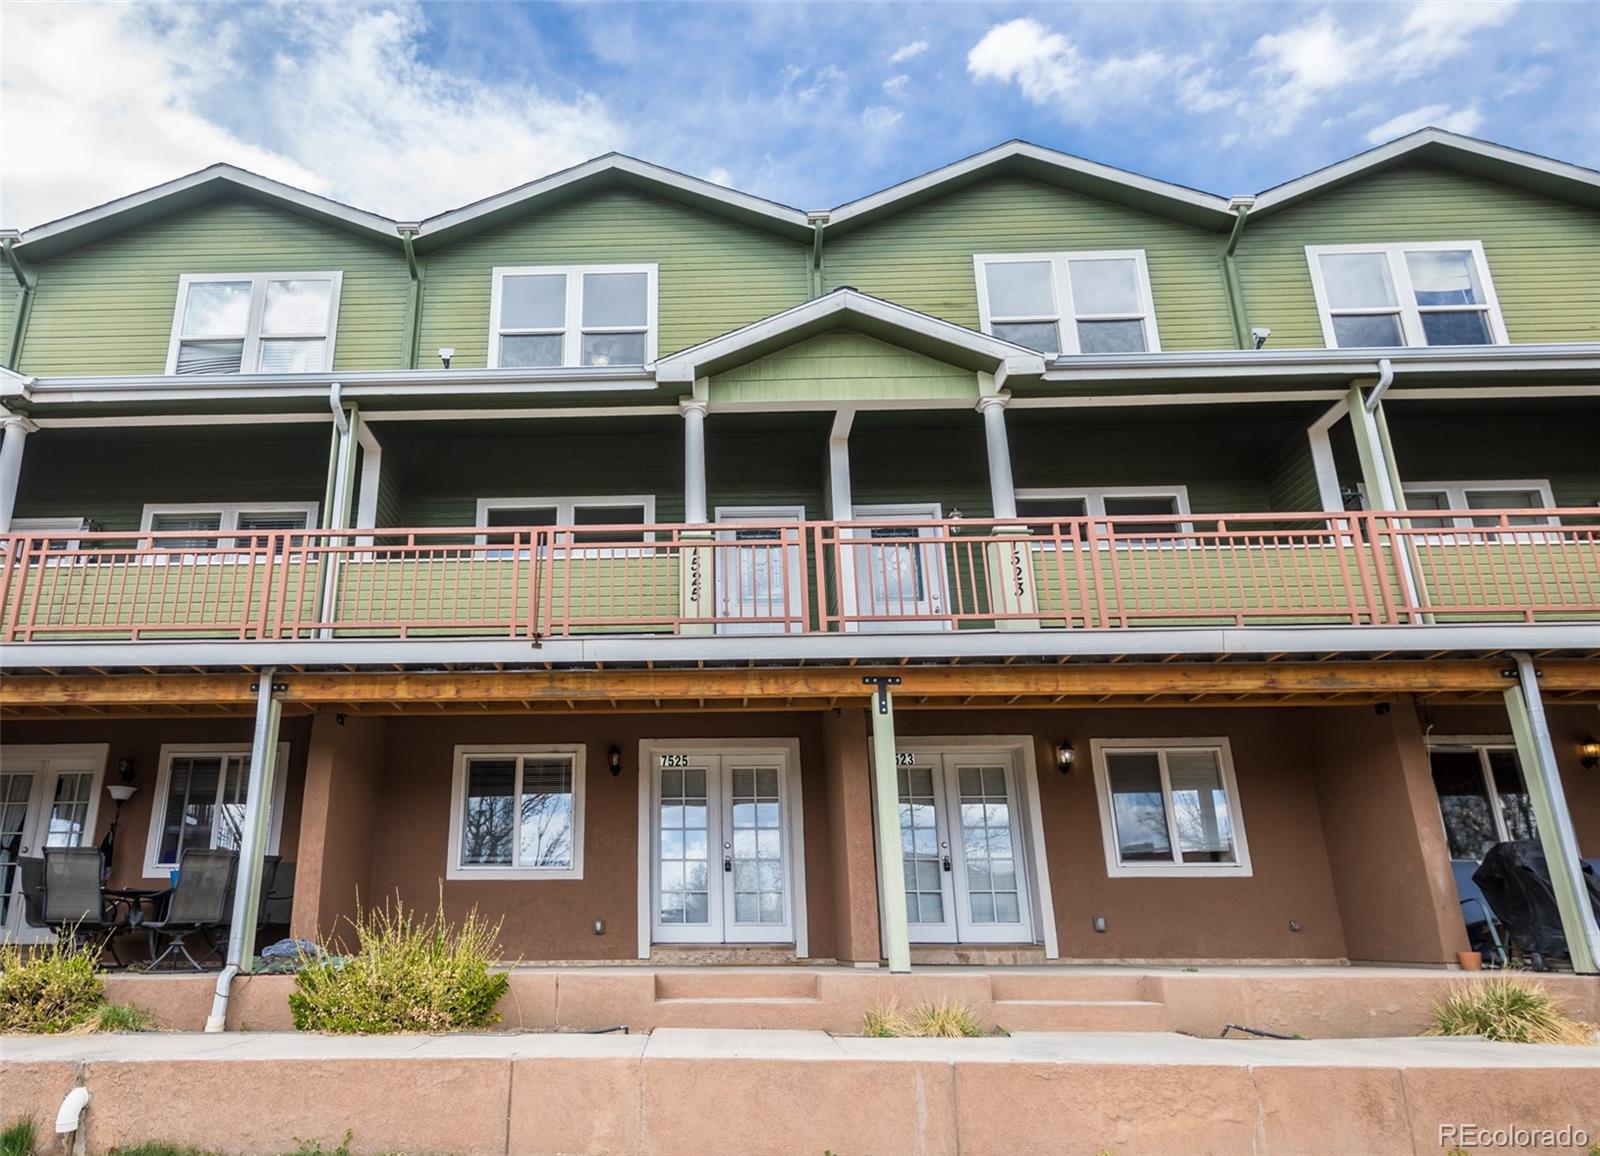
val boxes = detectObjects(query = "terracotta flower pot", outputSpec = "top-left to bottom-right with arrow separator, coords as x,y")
1457,950 -> 1483,971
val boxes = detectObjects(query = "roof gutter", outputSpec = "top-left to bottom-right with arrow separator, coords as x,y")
1,234 -> 36,372
1221,197 -> 1254,349
397,224 -> 422,369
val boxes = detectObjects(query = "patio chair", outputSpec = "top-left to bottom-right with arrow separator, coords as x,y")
17,856 -> 47,930
261,860 -> 296,928
212,855 -> 280,956
142,849 -> 236,970
1451,859 -> 1508,967
42,848 -> 125,964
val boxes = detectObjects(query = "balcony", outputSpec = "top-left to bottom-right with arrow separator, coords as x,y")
1,510 -> 1596,645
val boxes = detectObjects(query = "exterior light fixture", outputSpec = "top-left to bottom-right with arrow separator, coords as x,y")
438,346 -> 455,369
117,757 -> 136,783
1056,741 -> 1075,773
102,782 -> 139,867
1251,326 -> 1272,349
609,743 -> 623,777
1581,735 -> 1600,769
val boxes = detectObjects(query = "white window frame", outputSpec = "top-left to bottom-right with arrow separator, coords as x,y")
487,264 -> 659,369
140,502 -> 320,549
9,517 -> 87,552
974,251 -> 1161,356
1089,737 -> 1253,878
142,742 -> 291,878
447,744 -> 586,881
1425,735 -> 1533,861
473,495 -> 657,550
164,272 -> 343,375
1305,242 -> 1508,349
1014,487 -> 1193,545
1355,479 -> 1558,529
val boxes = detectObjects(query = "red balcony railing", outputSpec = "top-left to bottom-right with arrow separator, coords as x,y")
0,510 -> 1595,644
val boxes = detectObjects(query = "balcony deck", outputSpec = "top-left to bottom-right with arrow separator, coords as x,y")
2,511 -> 1596,649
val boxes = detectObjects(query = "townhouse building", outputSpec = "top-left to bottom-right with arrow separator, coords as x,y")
0,129 -> 1596,974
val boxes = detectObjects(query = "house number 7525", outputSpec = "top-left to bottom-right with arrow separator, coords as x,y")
659,753 -> 691,768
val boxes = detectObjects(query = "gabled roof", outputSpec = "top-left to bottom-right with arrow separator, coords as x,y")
823,141 -> 1236,234
1249,128 -> 1600,218
11,164 -> 401,260
655,288 -> 1048,383
416,154 -> 814,249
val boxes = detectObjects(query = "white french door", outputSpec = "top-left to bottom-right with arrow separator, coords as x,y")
650,747 -> 797,945
714,507 -> 806,635
896,748 -> 1033,945
851,504 -> 950,631
1,746 -> 107,943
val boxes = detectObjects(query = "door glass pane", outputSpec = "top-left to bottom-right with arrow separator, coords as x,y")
461,758 -> 515,866
727,526 -> 786,617
182,281 -> 252,336
1486,750 -> 1537,843
659,765 -> 710,925
1331,313 -> 1404,348
1405,250 -> 1482,307
1430,750 -> 1496,860
956,765 -> 1020,924
582,272 -> 647,327
1105,751 -> 1172,862
45,772 -> 94,847
730,766 -> 783,924
1075,319 -> 1146,353
1320,253 -> 1396,309
867,526 -> 926,608
500,274 -> 566,329
985,261 -> 1054,318
1420,311 -> 1491,346
261,279 -> 334,334
519,759 -> 575,868
159,756 -> 222,865
1164,750 -> 1235,864
1068,258 -> 1140,314
0,773 -> 35,927
898,765 -> 944,925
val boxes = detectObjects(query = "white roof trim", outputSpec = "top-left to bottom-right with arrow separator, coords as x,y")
826,141 -> 1233,229
419,154 -> 812,241
1250,129 -> 1600,215
654,289 -> 1048,383
13,164 -> 399,250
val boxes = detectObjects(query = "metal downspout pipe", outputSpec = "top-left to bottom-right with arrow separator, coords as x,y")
1,235 -> 36,371
1221,198 -> 1254,349
397,224 -> 422,369
206,670 -> 285,1031
807,214 -> 829,300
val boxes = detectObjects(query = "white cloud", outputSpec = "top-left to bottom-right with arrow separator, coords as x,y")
1,2 -> 627,227
703,166 -> 735,187
789,64 -> 848,103
889,39 -> 928,64
862,105 -> 904,131
1364,103 -> 1484,143
882,74 -> 911,97
966,18 -> 1170,121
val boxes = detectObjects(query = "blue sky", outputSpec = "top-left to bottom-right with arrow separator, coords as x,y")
3,1 -> 1597,227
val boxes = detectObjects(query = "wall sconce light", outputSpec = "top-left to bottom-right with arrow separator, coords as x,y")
608,743 -> 623,777
438,346 -> 455,369
1056,741 -> 1075,773
116,757 -> 136,784
1580,735 -> 1600,769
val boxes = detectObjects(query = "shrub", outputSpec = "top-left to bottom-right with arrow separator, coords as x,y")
0,1117 -> 36,1156
861,1000 -> 912,1037
1429,977 -> 1597,1045
0,936 -> 104,1034
289,895 -> 509,1033
908,997 -> 984,1038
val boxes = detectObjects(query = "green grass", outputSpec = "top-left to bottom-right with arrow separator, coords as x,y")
110,1145 -> 220,1156
0,1117 -> 36,1156
91,1002 -> 154,1033
1429,977 -> 1596,1045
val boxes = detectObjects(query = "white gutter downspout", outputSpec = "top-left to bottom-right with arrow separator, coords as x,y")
318,384 -> 357,638
206,669 -> 284,1031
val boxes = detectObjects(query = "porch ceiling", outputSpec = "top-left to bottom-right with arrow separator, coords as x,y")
3,656 -> 1597,719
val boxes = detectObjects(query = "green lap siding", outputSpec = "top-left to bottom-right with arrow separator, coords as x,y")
709,332 -> 977,404
417,189 -> 809,367
17,197 -> 411,376
822,177 -> 1237,351
1239,164 -> 1600,348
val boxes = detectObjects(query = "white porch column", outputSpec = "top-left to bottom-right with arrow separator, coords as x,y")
0,415 -> 38,532
826,409 -> 860,628
866,678 -> 911,973
976,393 -> 1018,521
1504,652 -> 1600,975
353,422 -> 383,547
681,397 -> 709,525
222,672 -> 282,982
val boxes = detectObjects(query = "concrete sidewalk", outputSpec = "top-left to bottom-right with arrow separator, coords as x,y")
4,1029 -> 1596,1154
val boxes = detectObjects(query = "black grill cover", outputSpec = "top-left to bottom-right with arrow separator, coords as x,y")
1472,840 -> 1600,959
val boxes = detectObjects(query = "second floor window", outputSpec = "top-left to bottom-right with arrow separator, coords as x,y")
1307,243 -> 1506,348
489,265 -> 658,369
974,251 -> 1159,356
167,273 -> 342,374
141,503 -> 318,549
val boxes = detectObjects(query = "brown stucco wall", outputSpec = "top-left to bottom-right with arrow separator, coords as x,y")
361,713 -> 838,962
894,708 -> 1350,962
0,716 -> 311,888
290,713 -> 385,941
820,709 -> 881,963
1308,702 -> 1467,965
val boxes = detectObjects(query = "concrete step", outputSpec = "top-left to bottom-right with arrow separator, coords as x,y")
911,944 -> 1046,966
989,972 -> 1156,1003
654,970 -> 821,1003
992,998 -> 1173,1033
